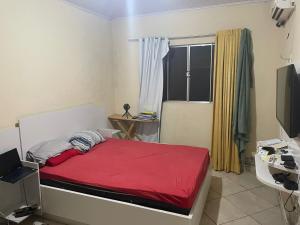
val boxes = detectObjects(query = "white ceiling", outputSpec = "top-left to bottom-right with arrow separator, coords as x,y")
65,0 -> 266,19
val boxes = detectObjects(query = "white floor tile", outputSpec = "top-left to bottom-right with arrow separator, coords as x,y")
250,186 -> 279,206
251,206 -> 285,225
226,190 -> 273,215
211,176 -> 246,196
204,198 -> 246,224
221,216 -> 260,225
200,214 -> 216,225
21,216 -> 66,225
207,190 -> 222,201
226,172 -> 262,189
212,170 -> 229,178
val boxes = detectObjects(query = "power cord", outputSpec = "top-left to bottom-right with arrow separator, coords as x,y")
284,190 -> 296,212
284,174 -> 300,213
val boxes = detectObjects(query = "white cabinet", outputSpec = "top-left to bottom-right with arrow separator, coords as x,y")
0,161 -> 41,224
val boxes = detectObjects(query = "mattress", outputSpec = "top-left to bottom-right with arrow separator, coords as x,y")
40,138 -> 210,210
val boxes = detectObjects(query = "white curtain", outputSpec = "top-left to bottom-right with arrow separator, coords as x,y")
137,37 -> 169,142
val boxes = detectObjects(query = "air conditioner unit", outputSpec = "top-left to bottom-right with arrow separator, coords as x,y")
271,0 -> 296,27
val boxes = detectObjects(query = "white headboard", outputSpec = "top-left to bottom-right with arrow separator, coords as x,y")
0,128 -> 21,157
19,104 -> 107,159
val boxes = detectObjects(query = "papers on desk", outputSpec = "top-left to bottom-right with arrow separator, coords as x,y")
257,138 -> 288,149
257,138 -> 282,147
257,148 -> 279,164
257,147 -> 299,174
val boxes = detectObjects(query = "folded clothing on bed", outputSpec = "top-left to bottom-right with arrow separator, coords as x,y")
40,138 -> 210,209
26,138 -> 73,165
69,130 -> 105,152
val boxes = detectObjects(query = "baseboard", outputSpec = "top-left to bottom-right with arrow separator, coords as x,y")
43,213 -> 87,225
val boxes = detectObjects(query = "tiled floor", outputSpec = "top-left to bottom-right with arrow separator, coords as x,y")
21,217 -> 65,225
17,170 -> 284,225
201,170 -> 285,225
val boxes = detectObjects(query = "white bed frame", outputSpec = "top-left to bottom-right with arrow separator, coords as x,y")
18,104 -> 211,225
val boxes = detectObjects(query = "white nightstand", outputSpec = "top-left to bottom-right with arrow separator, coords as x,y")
0,161 -> 41,224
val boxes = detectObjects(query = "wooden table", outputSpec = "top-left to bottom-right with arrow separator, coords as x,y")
108,114 -> 159,140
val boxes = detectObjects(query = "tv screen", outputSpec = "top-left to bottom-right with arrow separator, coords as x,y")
276,64 -> 300,138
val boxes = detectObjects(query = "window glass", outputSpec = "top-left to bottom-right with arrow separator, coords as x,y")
163,44 -> 214,102
190,45 -> 213,101
168,47 -> 187,101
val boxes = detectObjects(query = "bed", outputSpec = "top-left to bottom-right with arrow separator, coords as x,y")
19,104 -> 211,225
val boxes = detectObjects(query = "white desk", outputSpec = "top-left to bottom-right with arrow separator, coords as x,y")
255,154 -> 300,196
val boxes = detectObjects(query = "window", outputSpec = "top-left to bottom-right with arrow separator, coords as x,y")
163,44 -> 215,102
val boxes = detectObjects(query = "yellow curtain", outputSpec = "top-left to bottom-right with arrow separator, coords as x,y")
211,29 -> 241,174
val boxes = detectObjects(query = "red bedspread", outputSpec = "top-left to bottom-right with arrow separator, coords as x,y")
40,138 -> 210,208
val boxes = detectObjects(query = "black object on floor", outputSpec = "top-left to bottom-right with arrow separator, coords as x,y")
14,204 -> 38,218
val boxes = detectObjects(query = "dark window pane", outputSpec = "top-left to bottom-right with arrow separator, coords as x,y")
190,45 -> 213,101
163,44 -> 214,102
168,47 -> 187,100
162,56 -> 168,101
211,44 -> 215,101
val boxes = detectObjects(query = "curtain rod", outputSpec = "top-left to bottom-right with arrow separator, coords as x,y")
128,33 -> 216,42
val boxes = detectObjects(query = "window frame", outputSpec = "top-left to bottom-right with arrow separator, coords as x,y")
164,43 -> 215,103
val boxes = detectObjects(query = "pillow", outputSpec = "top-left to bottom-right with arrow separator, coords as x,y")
26,138 -> 73,165
69,130 -> 105,152
46,149 -> 82,167
84,130 -> 105,144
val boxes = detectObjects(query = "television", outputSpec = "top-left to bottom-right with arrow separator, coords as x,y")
276,64 -> 300,138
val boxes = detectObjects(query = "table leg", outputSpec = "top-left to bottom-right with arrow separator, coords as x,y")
127,122 -> 136,139
108,119 -> 143,141
109,120 -> 127,139
135,135 -> 142,141
115,121 -> 132,139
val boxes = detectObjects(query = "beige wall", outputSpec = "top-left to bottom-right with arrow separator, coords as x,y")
160,102 -> 213,148
111,2 -> 281,154
278,0 -> 300,62
0,0 -> 113,129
